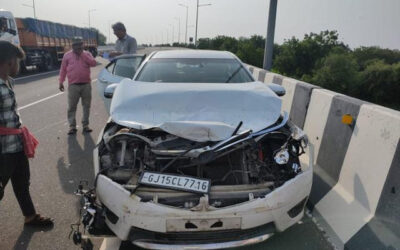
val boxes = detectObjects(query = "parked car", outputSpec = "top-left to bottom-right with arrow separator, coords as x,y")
75,50 -> 313,250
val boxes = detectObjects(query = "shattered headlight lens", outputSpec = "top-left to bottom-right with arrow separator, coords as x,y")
274,149 -> 290,165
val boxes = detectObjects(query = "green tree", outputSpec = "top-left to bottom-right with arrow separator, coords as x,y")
359,60 -> 400,109
219,36 -> 239,53
197,38 -> 211,49
310,52 -> 360,94
186,32 -> 400,110
236,39 -> 264,67
272,30 -> 348,79
353,46 -> 400,70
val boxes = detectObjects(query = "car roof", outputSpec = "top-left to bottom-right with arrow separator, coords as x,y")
151,50 -> 236,59
113,54 -> 145,60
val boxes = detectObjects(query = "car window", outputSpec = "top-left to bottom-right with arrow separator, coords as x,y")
113,57 -> 143,79
136,58 -> 253,83
106,62 -> 115,73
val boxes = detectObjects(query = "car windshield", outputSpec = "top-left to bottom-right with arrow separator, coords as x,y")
135,58 -> 254,83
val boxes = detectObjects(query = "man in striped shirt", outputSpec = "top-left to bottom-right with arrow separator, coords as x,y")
0,41 -> 53,227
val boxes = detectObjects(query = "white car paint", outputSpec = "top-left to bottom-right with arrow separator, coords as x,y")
110,80 -> 282,142
96,55 -> 145,113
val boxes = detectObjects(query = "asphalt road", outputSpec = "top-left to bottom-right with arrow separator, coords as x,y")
0,47 -> 334,250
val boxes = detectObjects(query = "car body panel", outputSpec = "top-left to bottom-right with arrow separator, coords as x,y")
110,80 -> 282,142
96,55 -> 145,113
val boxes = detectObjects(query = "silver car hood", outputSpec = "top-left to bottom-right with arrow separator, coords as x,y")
110,80 -> 282,142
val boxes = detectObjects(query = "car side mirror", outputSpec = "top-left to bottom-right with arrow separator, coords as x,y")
104,83 -> 118,99
267,83 -> 286,97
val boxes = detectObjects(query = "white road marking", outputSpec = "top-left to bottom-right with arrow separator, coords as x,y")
18,79 -> 97,111
18,92 -> 64,111
15,70 -> 60,81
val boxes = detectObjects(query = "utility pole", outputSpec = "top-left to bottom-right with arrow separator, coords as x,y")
169,24 -> 174,44
195,0 -> 199,46
175,17 -> 181,43
178,4 -> 189,44
22,0 -> 37,18
194,0 -> 211,47
263,0 -> 277,70
88,9 -> 96,29
32,0 -> 36,18
108,20 -> 114,44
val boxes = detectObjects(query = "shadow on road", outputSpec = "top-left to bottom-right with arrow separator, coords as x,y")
14,70 -> 60,85
57,133 -> 96,194
57,133 -> 96,216
12,224 -> 54,250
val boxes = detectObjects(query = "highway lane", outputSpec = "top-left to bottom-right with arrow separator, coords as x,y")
0,48 -> 333,250
0,47 -> 170,250
0,56 -> 110,250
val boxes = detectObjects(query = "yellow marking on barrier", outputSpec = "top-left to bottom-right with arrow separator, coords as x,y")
342,114 -> 354,125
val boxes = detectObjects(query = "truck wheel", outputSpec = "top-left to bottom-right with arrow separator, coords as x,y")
19,61 -> 27,74
38,53 -> 54,72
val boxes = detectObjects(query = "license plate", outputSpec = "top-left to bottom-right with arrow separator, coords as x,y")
139,171 -> 211,194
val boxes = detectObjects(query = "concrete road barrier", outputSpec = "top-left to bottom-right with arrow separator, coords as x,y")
247,65 -> 400,250
313,104 -> 400,249
250,66 -> 319,129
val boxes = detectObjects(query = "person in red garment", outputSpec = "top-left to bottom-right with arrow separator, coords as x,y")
59,37 -> 97,135
0,41 -> 53,227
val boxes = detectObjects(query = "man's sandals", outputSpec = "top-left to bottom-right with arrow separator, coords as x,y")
68,127 -> 92,135
83,127 -> 93,133
25,214 -> 54,227
68,128 -> 77,135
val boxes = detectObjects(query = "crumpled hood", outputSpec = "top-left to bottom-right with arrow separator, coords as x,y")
110,80 -> 282,142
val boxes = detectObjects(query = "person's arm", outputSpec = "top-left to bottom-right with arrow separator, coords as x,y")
109,41 -> 123,57
109,51 -> 122,58
128,38 -> 137,54
59,55 -> 68,91
82,51 -> 97,67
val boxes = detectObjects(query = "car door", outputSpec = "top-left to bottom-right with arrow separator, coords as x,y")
97,55 -> 145,113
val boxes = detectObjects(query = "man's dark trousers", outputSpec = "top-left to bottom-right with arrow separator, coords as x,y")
0,151 -> 36,216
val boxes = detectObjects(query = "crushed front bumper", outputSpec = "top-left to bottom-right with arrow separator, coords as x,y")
94,145 -> 313,249
133,233 -> 273,250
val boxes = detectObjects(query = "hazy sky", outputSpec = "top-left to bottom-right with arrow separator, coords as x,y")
1,0 -> 399,49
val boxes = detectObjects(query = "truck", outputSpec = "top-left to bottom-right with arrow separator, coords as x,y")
0,9 -> 98,72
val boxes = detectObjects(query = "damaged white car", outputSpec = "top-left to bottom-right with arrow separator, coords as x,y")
73,50 -> 313,250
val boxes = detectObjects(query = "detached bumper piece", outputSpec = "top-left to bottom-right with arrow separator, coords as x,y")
129,223 -> 275,250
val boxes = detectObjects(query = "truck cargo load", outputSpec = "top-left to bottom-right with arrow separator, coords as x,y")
17,17 -> 97,49
0,9 -> 98,72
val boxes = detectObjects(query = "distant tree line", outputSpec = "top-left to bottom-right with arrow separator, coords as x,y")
176,31 -> 400,110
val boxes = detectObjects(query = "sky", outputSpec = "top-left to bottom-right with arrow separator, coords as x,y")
1,0 -> 399,49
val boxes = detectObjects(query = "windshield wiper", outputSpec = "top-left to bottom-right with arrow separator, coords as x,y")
225,64 -> 244,83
